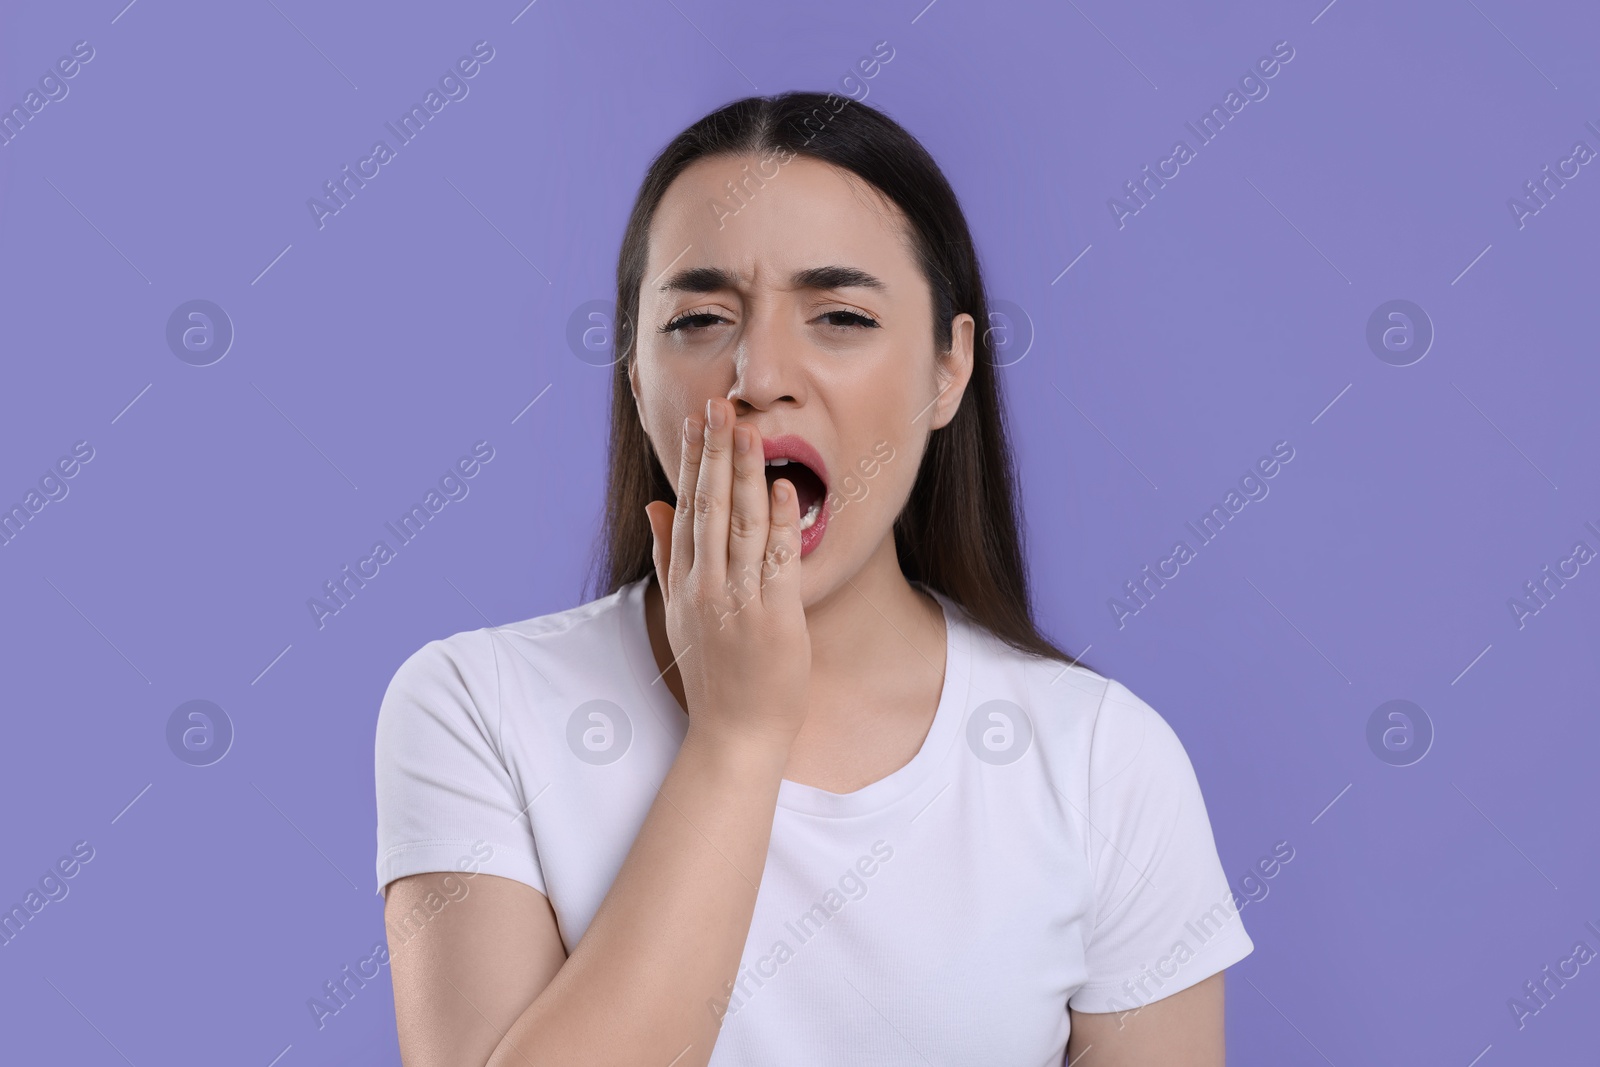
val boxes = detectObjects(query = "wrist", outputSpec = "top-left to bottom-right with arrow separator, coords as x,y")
679,721 -> 794,782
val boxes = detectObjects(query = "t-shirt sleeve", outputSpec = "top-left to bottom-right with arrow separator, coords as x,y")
373,630 -> 548,899
1067,678 -> 1253,1013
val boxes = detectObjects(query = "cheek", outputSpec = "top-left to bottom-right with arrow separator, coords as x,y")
637,364 -> 704,471
818,347 -> 931,518
828,436 -> 917,528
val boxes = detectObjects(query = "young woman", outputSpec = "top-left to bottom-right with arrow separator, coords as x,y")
375,91 -> 1253,1066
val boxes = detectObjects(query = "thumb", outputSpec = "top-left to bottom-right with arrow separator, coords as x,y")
644,502 -> 673,598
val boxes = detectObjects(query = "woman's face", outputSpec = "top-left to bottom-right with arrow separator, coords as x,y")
629,152 -> 975,603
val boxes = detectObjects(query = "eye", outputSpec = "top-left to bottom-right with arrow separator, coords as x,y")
819,310 -> 879,329
659,311 -> 728,334
659,308 -> 880,334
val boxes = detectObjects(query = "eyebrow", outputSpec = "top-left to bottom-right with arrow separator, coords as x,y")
656,264 -> 888,296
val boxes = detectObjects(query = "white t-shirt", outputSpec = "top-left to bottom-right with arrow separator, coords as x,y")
374,576 -> 1253,1064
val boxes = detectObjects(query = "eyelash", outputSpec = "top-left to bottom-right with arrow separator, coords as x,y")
658,309 -> 880,333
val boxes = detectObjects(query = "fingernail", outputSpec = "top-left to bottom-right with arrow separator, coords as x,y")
705,398 -> 725,430
734,425 -> 750,453
774,479 -> 790,503
682,416 -> 693,442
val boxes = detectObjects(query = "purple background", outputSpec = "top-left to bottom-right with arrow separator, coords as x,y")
2,0 -> 1597,1063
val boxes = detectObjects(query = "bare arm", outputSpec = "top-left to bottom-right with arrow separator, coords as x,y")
385,400 -> 811,1067
386,726 -> 791,1067
1065,972 -> 1227,1067
385,872 -> 563,1063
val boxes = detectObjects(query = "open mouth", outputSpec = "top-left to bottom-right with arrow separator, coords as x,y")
764,459 -> 826,531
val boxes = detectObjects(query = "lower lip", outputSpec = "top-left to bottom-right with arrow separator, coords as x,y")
799,496 -> 830,558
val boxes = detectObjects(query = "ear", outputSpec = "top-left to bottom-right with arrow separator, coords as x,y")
929,312 -> 976,431
627,352 -> 647,429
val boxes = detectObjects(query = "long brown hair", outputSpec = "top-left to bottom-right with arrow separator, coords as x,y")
585,90 -> 1090,671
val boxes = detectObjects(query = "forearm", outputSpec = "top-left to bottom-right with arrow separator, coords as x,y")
487,724 -> 788,1067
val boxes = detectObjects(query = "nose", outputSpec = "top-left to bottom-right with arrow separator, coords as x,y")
726,307 -> 802,415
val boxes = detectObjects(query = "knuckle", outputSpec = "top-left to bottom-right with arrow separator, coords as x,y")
760,544 -> 791,580
728,510 -> 763,541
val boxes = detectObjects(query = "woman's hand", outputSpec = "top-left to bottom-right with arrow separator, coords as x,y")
644,397 -> 812,754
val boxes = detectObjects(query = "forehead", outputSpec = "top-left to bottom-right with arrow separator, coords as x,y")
645,153 -> 917,291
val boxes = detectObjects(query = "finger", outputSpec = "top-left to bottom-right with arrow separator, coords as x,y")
670,412 -> 704,592
692,397 -> 734,591
727,422 -> 770,605
644,501 -> 674,603
761,476 -> 803,610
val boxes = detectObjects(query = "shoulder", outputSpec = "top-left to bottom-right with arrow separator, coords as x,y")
950,610 -> 1106,735
1072,678 -> 1190,788
378,580 -> 644,725
955,616 -> 1193,784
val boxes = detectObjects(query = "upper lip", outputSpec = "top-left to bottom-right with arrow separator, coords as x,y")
759,433 -> 829,489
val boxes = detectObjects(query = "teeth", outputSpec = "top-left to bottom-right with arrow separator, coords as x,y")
764,457 -> 821,533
